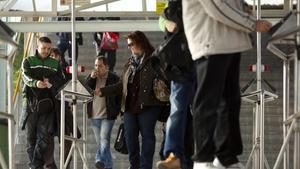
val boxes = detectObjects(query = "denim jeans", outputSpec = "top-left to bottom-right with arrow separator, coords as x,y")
124,107 -> 161,169
193,53 -> 242,166
91,118 -> 115,168
164,80 -> 195,169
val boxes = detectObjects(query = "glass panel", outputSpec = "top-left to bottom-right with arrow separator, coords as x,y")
11,0 -> 33,11
35,0 -> 51,11
108,0 -> 142,11
146,0 -> 155,11
245,0 -> 285,10
245,0 -> 284,5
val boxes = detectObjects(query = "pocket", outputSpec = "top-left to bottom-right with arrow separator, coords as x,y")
37,98 -> 54,114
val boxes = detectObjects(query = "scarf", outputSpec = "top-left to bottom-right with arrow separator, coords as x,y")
129,53 -> 145,83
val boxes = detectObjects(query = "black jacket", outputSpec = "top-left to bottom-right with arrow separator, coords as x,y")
85,72 -> 121,120
152,0 -> 194,83
20,52 -> 65,130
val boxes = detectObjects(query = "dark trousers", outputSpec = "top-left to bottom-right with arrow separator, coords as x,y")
26,110 -> 55,169
193,53 -> 242,166
124,107 -> 161,169
43,138 -> 72,169
43,137 -> 57,169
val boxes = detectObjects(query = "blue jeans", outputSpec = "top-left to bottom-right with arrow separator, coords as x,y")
91,118 -> 115,168
124,107 -> 161,169
164,80 -> 195,169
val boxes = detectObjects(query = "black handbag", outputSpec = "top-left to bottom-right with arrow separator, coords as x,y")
114,123 -> 128,154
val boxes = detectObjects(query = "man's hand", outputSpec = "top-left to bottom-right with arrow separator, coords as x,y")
91,70 -> 98,79
165,20 -> 177,33
43,77 -> 52,88
255,20 -> 272,33
36,80 -> 48,88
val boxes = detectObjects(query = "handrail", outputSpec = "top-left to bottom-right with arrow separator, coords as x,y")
12,32 -> 33,103
0,112 -> 15,122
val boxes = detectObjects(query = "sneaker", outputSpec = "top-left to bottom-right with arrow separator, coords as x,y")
193,162 -> 217,169
213,158 -> 245,169
156,152 -> 181,169
95,161 -> 105,169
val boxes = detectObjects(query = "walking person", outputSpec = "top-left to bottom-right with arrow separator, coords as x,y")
93,32 -> 119,71
182,0 -> 272,168
85,56 -> 121,169
156,0 -> 196,169
97,31 -> 167,169
20,36 -> 65,169
42,48 -> 79,169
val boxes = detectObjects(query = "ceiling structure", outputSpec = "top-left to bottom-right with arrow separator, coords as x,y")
0,0 -> 296,32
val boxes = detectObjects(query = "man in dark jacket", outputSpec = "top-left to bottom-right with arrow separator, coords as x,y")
85,56 -> 121,169
20,36 -> 65,169
156,1 -> 195,169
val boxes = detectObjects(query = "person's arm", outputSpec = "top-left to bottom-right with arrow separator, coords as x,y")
100,81 -> 122,96
85,74 -> 97,90
48,63 -> 67,91
159,1 -> 177,33
159,15 -> 167,32
21,58 -> 38,88
199,0 -> 257,33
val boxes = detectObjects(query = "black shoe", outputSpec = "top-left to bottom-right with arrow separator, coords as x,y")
95,161 -> 105,169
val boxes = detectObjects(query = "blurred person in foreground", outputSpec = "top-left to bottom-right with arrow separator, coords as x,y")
182,0 -> 272,169
156,0 -> 195,169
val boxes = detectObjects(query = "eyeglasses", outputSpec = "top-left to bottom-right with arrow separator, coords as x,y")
127,42 -> 134,48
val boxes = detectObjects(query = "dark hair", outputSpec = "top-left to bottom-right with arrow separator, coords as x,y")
126,31 -> 154,57
51,48 -> 61,57
96,56 -> 108,66
38,36 -> 52,44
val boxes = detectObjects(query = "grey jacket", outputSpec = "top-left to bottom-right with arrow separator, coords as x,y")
183,0 -> 256,60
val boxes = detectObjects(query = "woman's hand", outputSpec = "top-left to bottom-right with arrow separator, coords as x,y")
94,88 -> 102,96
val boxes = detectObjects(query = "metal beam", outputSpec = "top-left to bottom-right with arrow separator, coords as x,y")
6,20 -> 160,32
0,10 -> 286,18
52,0 -> 57,15
5,18 -> 280,33
0,11 -> 157,17
59,0 -> 120,15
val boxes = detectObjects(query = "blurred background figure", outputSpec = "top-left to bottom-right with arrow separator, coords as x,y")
91,17 -> 121,72
56,17 -> 84,66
